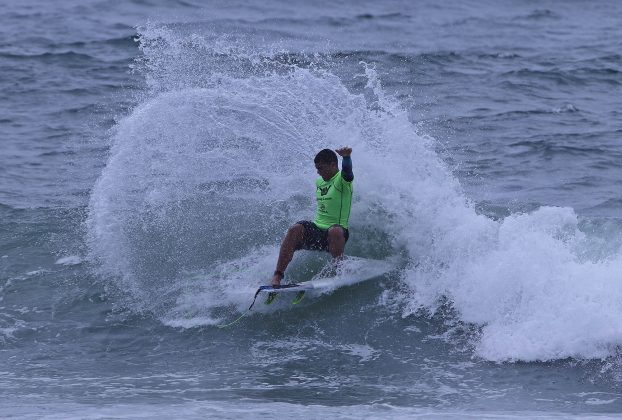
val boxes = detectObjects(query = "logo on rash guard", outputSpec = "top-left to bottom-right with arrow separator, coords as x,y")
318,185 -> 331,196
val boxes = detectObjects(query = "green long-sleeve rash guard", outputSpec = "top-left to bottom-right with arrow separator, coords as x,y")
313,156 -> 353,229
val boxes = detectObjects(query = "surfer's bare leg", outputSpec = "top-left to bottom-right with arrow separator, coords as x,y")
272,223 -> 304,286
327,226 -> 346,259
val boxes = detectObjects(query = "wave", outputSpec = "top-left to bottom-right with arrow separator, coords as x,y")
0,50 -> 97,66
88,24 -> 622,365
500,67 -> 621,87
244,13 -> 411,28
515,9 -> 561,21
505,139 -> 609,158
63,36 -> 138,48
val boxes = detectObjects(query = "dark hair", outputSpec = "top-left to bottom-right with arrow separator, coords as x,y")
314,149 -> 338,165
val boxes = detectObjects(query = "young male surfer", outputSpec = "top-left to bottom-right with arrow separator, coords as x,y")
271,147 -> 354,286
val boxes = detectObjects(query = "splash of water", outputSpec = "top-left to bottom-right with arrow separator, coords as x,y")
88,24 -> 447,315
88,24 -> 622,363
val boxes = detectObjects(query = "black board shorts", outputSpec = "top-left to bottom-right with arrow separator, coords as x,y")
295,220 -> 349,252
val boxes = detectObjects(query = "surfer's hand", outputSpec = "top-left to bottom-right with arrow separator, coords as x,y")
335,147 -> 352,157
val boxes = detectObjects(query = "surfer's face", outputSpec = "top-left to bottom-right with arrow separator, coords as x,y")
315,161 -> 338,180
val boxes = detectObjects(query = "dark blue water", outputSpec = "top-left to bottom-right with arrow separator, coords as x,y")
2,1 -> 622,418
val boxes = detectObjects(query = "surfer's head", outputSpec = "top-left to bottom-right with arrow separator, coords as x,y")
314,149 -> 339,180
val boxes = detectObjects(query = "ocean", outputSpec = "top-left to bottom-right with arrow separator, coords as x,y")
1,0 -> 622,418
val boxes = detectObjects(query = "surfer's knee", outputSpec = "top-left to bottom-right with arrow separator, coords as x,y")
327,226 -> 345,241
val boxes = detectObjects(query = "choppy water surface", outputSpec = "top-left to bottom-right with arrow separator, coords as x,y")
1,0 -> 622,418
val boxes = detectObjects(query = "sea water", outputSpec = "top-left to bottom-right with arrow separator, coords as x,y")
1,0 -> 622,418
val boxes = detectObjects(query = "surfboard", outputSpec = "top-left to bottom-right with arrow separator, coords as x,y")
217,256 -> 395,328
255,256 -> 394,306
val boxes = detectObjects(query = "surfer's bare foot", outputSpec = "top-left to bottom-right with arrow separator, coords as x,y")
271,275 -> 281,287
271,271 -> 284,286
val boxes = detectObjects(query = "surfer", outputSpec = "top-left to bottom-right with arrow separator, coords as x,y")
271,147 -> 353,286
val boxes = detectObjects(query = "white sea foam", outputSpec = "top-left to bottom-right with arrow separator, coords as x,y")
401,205 -> 622,362
88,25 -> 622,363
88,26 -> 415,316
54,255 -> 82,266
25,269 -> 49,276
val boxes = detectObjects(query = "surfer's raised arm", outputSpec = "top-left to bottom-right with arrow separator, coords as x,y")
336,147 -> 353,182
270,147 -> 355,286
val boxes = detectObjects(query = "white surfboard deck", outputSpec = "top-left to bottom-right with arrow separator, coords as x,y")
258,256 -> 394,295
217,257 -> 396,327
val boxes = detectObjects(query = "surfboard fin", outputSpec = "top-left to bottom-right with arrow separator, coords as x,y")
265,292 -> 278,305
291,291 -> 305,305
